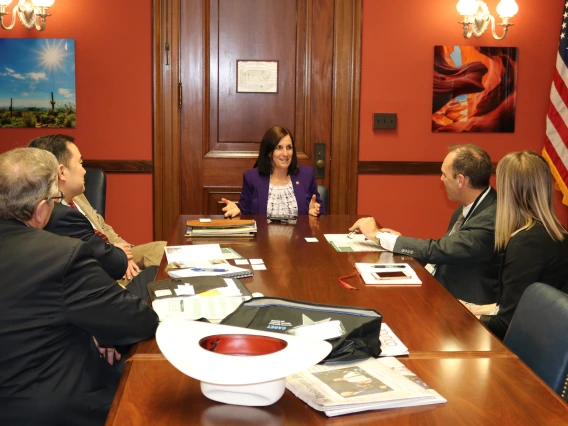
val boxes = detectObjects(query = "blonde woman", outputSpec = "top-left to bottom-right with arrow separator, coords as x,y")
480,151 -> 568,340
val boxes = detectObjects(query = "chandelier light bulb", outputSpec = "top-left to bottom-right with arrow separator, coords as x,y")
32,0 -> 54,6
456,0 -> 478,16
496,0 -> 518,18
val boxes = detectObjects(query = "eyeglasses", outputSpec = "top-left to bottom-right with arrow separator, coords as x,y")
45,190 -> 65,203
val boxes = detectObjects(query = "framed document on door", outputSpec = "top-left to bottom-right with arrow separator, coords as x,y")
237,60 -> 278,93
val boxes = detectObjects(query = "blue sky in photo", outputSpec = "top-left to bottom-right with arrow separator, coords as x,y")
0,38 -> 76,109
449,46 -> 467,103
449,46 -> 463,66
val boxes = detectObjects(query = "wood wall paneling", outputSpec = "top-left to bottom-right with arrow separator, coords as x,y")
330,0 -> 361,214
203,186 -> 242,215
179,0 -> 206,215
211,0 -> 297,152
357,161 -> 497,175
83,160 -> 153,173
153,0 -> 182,240
153,0 -> 362,239
180,0 -> 338,215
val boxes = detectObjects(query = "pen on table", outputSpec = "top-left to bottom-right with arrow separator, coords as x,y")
190,268 -> 228,272
371,265 -> 406,269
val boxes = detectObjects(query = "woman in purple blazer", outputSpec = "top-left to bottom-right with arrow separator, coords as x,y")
222,126 -> 326,217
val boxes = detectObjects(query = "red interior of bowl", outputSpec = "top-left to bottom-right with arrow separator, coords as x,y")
199,334 -> 288,356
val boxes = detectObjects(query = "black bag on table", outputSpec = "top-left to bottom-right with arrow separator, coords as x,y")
220,297 -> 382,363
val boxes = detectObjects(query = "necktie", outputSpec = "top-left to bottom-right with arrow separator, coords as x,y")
426,210 -> 465,276
448,211 -> 465,236
68,200 -> 110,244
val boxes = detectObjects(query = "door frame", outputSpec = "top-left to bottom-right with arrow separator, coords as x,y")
152,0 -> 362,240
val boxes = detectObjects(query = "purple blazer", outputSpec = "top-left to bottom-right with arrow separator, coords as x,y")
238,165 -> 326,215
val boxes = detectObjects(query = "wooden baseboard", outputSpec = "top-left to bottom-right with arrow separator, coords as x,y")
83,160 -> 153,173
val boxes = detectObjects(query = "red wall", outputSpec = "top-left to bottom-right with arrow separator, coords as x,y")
0,0 -> 153,245
2,0 -> 566,243
359,0 -> 568,239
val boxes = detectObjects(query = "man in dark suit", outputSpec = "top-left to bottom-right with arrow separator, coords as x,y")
46,202 -> 128,280
350,144 -> 500,305
29,134 -> 166,281
0,148 -> 159,426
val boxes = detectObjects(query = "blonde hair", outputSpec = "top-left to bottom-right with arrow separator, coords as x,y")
0,148 -> 59,221
495,151 -> 566,250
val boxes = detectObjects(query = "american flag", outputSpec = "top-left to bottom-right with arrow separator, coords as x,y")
544,2 -> 568,205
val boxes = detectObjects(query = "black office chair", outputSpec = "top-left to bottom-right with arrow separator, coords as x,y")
84,167 -> 107,218
317,184 -> 328,212
503,282 -> 568,401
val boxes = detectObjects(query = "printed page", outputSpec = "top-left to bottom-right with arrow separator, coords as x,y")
164,244 -> 224,269
152,295 -> 250,322
286,358 -> 432,413
379,323 -> 409,357
324,234 -> 385,252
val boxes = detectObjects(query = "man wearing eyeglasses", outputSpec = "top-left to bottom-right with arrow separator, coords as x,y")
0,148 -> 158,426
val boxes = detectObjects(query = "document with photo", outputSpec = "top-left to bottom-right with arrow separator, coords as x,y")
286,357 -> 445,417
164,244 -> 226,269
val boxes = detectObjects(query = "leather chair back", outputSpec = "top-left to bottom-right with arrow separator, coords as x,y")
503,282 -> 568,401
317,184 -> 328,212
84,167 -> 107,219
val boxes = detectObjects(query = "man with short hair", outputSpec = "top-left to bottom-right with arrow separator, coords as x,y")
29,134 -> 167,281
350,144 -> 500,305
0,147 -> 158,426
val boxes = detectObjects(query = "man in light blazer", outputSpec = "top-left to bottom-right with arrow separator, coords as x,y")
350,144 -> 500,305
29,134 -> 166,282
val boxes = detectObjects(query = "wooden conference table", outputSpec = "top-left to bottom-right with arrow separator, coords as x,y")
106,215 -> 568,425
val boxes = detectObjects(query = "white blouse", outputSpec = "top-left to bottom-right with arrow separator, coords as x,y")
267,181 -> 298,216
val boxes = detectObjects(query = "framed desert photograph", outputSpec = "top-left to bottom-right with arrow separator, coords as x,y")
0,38 -> 76,128
432,45 -> 517,133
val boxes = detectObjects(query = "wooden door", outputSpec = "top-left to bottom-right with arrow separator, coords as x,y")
153,0 -> 361,239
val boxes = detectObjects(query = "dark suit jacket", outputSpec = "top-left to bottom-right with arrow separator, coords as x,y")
239,165 -> 327,215
480,223 -> 568,340
44,202 -> 128,280
0,218 -> 158,426
393,187 -> 500,304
